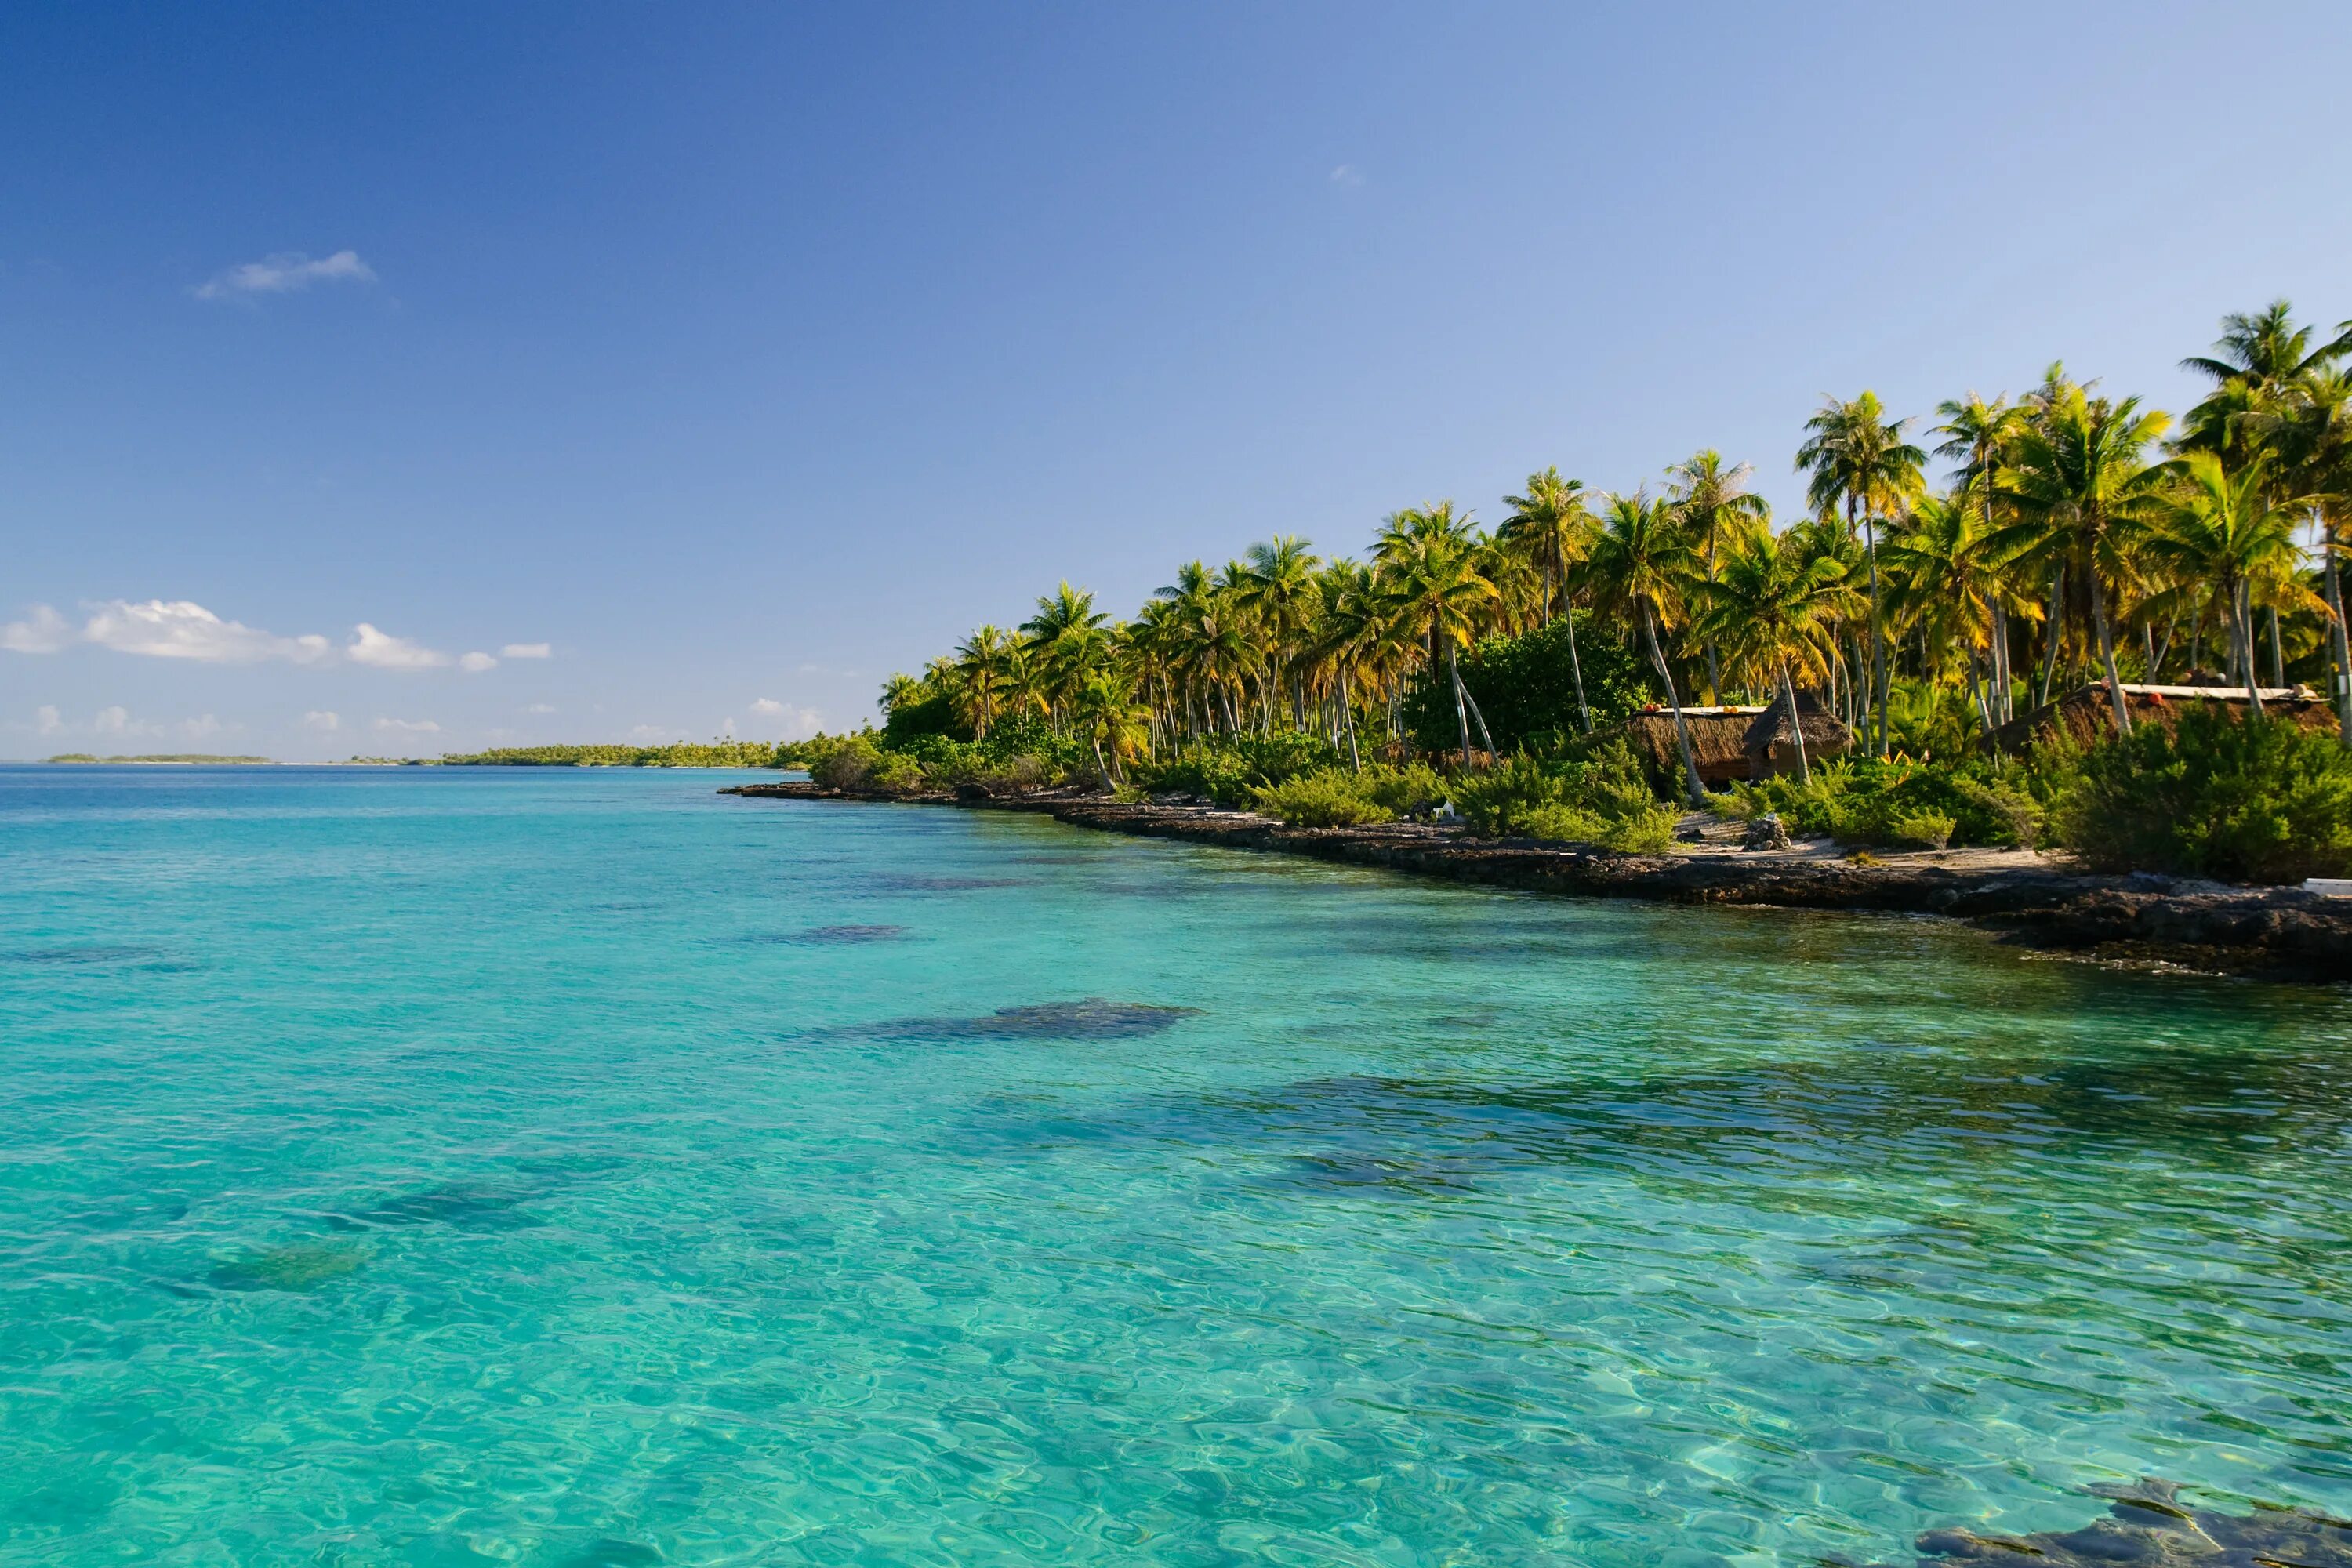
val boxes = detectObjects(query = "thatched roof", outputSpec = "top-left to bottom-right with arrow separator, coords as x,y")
1619,707 -> 1764,785
1743,689 -> 1851,762
1981,682 -> 2339,753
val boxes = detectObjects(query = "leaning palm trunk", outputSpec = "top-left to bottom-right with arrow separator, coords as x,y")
1092,735 -> 1116,791
1777,659 -> 1810,784
1863,514 -> 1887,757
1339,666 -> 1363,772
1462,681 -> 1497,759
2035,566 -> 2066,710
2087,568 -> 2132,733
2267,606 -> 2285,692
1563,608 -> 1593,734
1446,644 -> 1474,768
1641,602 -> 1705,808
2237,582 -> 2266,719
2325,517 -> 2352,744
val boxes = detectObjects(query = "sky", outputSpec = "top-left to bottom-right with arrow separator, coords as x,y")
5,2 -> 2350,758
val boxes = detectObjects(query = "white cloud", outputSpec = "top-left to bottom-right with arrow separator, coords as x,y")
750,697 -> 784,715
80,600 -> 334,664
746,699 -> 822,740
36,705 -> 62,735
3,605 -> 73,653
347,623 -> 451,671
181,714 -> 225,741
373,717 -> 441,735
303,710 -> 341,732
195,249 -> 376,301
628,724 -> 676,742
459,651 -> 498,673
523,703 -> 557,714
94,705 -> 129,735
1329,164 -> 1365,187
499,642 -> 550,659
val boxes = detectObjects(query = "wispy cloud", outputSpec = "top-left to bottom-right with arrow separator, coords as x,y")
36,706 -> 62,735
303,710 -> 340,732
459,651 -> 498,673
748,697 -> 822,739
347,623 -> 451,671
373,717 -> 441,735
523,703 -> 557,715
81,600 -> 334,664
2,605 -> 73,653
194,249 -> 376,302
499,642 -> 550,659
1328,164 -> 1365,187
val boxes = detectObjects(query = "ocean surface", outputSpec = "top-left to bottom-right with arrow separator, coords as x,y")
2,764 -> 2349,1567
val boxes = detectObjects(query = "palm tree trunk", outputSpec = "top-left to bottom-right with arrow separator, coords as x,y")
1863,512 -> 1887,758
2088,569 -> 2132,732
1462,681 -> 1497,760
1446,644 -> 1474,768
2324,515 -> 2352,744
1563,608 -> 1593,734
2267,604 -> 2285,691
1778,659 -> 1810,784
1092,735 -> 1114,791
1340,666 -> 1362,772
1642,602 -> 1705,808
2239,582 -> 2267,717
2035,566 -> 2065,710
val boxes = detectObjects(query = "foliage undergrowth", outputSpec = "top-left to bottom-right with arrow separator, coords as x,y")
1250,762 -> 1446,827
2047,706 -> 2352,883
1446,740 -> 1680,852
1133,732 -> 1341,807
1719,754 -> 2042,849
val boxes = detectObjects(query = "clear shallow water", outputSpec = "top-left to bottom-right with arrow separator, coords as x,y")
2,764 -> 2349,1567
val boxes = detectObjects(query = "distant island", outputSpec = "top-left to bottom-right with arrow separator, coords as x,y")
45,753 -> 275,764
436,741 -> 797,768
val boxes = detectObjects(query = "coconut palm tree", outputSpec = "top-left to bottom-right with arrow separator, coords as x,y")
1933,394 -> 2027,722
1499,468 -> 1599,731
1665,451 -> 1770,702
2142,455 -> 2325,717
953,626 -> 1011,738
1992,384 -> 2175,731
1586,491 -> 1707,805
1693,528 -> 1857,782
1234,535 -> 1320,729
1022,583 -> 1111,728
1379,503 -> 1500,767
1795,391 -> 1925,756
1070,672 -> 1149,789
1880,492 -> 2008,732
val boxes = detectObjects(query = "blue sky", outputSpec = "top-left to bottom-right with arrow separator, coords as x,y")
5,2 -> 2349,758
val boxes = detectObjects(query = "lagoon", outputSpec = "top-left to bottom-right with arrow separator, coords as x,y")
2,764 -> 2348,1566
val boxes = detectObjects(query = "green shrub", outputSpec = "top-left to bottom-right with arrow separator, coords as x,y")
2049,706 -> 2352,883
1449,742 -> 1677,851
1252,772 -> 1396,827
809,735 -> 884,791
1134,733 -> 1341,807
867,752 -> 927,794
1401,613 -> 1652,753
1726,756 -> 2040,849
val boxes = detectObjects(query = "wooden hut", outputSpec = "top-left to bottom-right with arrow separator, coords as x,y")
1618,706 -> 1766,788
1980,682 -> 2336,754
1741,690 -> 1852,780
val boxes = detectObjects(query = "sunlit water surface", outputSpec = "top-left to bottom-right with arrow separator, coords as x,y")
2,764 -> 2348,1566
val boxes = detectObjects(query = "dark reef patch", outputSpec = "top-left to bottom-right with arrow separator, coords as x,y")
855,999 -> 1200,1040
2,944 -> 168,966
730,924 -> 908,946
320,1182 -> 543,1232
208,1240 -> 372,1293
871,874 -> 1025,892
1845,1479 -> 2352,1566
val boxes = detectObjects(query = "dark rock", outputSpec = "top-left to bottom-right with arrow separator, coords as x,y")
1846,1480 -> 2352,1566
854,1000 -> 1200,1040
1741,813 -> 1792,851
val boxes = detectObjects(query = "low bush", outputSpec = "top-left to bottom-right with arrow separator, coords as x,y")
2047,706 -> 2352,883
1252,772 -> 1396,827
1134,732 -> 1341,807
1725,756 -> 2040,849
808,735 -> 884,791
1448,742 -> 1679,851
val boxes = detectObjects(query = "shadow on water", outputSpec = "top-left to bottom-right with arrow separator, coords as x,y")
723,924 -> 909,946
1846,1479 -> 2352,1566
319,1181 -> 546,1232
844,1000 -> 1201,1041
1,944 -> 168,966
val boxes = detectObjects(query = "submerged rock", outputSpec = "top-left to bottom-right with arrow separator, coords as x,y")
322,1182 -> 539,1232
860,999 -> 1200,1040
731,924 -> 908,946
209,1240 -> 372,1292
1850,1481 -> 2352,1566
2,944 -> 168,965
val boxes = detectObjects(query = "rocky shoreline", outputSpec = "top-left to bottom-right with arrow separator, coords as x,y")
719,781 -> 2352,982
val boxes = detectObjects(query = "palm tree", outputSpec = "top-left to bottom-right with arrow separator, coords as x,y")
1665,451 -> 1769,702
2142,455 -> 2324,717
1499,468 -> 1599,731
1380,503 -> 1501,767
953,626 -> 1011,738
1586,491 -> 1707,805
1234,535 -> 1320,729
1933,394 -> 2027,722
1795,391 -> 1925,756
1993,384 -> 2175,731
1022,582 -> 1110,728
1880,492 -> 2007,732
1693,528 -> 1857,782
1070,673 -> 1149,789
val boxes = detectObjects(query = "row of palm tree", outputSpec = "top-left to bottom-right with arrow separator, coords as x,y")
898,303 -> 2352,795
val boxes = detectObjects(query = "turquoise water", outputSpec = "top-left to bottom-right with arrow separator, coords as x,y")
3,765 -> 2349,1566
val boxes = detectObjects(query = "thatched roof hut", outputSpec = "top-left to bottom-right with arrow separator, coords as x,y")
1618,706 -> 1765,787
1980,682 -> 2337,753
1742,690 -> 1852,780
